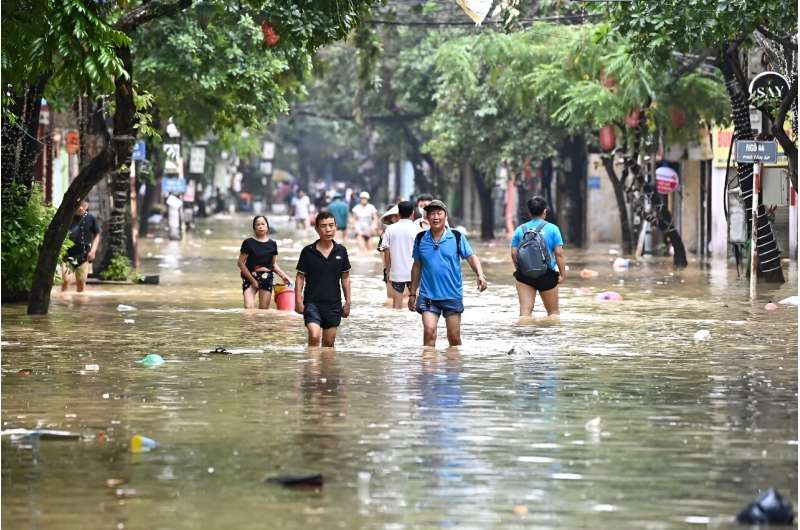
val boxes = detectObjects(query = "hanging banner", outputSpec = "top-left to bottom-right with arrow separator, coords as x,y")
189,146 -> 206,174
163,143 -> 180,174
456,0 -> 492,24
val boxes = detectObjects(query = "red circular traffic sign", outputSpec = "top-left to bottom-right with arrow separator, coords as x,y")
655,167 -> 679,194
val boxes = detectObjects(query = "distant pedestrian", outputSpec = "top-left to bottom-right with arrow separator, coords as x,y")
351,191 -> 378,253
378,204 -> 400,303
328,194 -> 350,241
413,193 -> 433,230
238,216 -> 291,310
61,198 -> 101,292
295,212 -> 352,347
380,201 -> 419,309
292,189 -> 311,230
408,200 -> 487,347
511,196 -> 566,317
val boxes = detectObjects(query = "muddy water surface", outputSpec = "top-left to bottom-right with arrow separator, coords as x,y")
2,214 -> 797,529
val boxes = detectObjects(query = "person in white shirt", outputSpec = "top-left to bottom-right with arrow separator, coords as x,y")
379,201 -> 420,309
292,189 -> 311,230
351,191 -> 379,252
413,193 -> 433,230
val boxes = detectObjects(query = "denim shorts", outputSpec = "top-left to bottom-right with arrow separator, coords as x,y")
415,297 -> 464,317
242,271 -> 274,292
303,302 -> 342,329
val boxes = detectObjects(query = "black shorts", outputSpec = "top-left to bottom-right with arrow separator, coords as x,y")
303,302 -> 342,329
391,281 -> 411,294
514,269 -> 559,292
242,271 -> 274,292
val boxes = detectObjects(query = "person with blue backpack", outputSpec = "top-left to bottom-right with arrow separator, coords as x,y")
511,196 -> 566,316
408,200 -> 487,347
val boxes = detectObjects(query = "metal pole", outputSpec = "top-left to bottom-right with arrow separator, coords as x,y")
749,163 -> 760,299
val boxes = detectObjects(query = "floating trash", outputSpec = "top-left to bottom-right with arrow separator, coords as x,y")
596,291 -> 623,302
137,354 -> 165,367
736,488 -> 794,525
84,364 -> 100,371
130,434 -> 157,453
693,329 -> 711,341
124,319 -> 135,324
265,473 -> 324,488
612,257 -> 630,271
117,304 -> 137,312
198,347 -> 262,355
584,417 -> 602,432
579,269 -> 599,279
778,296 -> 798,306
1,429 -> 81,441
765,302 -> 778,311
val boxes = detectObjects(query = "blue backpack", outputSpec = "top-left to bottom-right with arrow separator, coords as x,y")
517,222 -> 550,279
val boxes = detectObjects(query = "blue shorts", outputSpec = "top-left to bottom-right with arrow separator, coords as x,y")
304,302 -> 342,329
415,297 -> 464,317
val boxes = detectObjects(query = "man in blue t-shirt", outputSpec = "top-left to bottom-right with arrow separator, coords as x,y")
510,196 -> 566,316
408,200 -> 487,347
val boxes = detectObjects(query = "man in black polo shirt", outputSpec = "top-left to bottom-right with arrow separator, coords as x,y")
295,211 -> 352,347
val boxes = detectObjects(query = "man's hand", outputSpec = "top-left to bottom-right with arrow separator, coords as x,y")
295,300 -> 304,315
87,251 -> 96,263
477,274 -> 487,292
558,273 -> 565,284
408,295 -> 416,312
342,301 -> 351,318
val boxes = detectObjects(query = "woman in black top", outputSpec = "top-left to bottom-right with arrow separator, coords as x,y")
238,216 -> 291,309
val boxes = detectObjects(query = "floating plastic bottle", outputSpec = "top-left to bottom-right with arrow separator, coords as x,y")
130,434 -> 157,453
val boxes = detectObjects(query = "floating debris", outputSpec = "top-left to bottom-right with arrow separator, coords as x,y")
265,473 -> 324,488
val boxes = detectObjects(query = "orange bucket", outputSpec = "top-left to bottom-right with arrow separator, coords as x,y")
275,288 -> 295,311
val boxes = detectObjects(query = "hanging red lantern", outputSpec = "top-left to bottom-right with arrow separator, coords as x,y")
261,22 -> 280,47
599,125 -> 616,152
625,107 -> 640,128
667,106 -> 686,129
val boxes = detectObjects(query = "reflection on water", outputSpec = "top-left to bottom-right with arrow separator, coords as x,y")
2,214 -> 797,529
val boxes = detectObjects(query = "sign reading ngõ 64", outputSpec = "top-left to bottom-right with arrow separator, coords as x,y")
735,140 -> 778,164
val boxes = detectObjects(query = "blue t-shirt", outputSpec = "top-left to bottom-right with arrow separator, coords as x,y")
511,219 -> 563,271
412,229 -> 474,300
327,200 -> 349,229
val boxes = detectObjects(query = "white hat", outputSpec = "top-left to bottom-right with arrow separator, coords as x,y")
381,204 -> 399,223
359,191 -> 370,200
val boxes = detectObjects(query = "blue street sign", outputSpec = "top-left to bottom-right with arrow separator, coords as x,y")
587,176 -> 601,189
132,140 -> 147,161
161,177 -> 187,194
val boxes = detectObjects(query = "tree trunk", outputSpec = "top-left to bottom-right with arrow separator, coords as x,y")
720,48 -> 784,283
27,104 -> 116,314
99,45 -> 137,272
601,155 -> 634,254
472,166 -> 495,240
772,76 -> 797,189
649,195 -> 688,268
399,123 -> 433,193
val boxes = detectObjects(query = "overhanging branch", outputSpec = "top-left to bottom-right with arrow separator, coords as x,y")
114,0 -> 193,34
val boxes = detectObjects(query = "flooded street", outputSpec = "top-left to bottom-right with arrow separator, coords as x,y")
2,214 -> 797,529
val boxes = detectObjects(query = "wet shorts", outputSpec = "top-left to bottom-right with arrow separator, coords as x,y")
303,302 -> 342,329
242,271 -> 274,292
415,297 -> 464,317
391,281 -> 411,294
514,269 -> 559,292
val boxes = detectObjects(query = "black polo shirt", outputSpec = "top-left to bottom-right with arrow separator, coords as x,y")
296,241 -> 351,304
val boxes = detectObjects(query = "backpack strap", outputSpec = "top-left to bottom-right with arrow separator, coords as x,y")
414,229 -> 464,259
533,221 -> 547,234
414,230 -> 425,255
451,229 -> 463,258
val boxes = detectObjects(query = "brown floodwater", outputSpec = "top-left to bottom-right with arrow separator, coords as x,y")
2,213 -> 797,529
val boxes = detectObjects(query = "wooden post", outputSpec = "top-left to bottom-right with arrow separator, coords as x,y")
749,162 -> 760,299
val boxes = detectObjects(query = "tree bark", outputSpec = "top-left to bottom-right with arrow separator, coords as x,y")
772,77 -> 797,189
27,104 -> 116,314
472,166 -> 495,240
601,155 -> 634,254
399,122 -> 433,193
719,46 -> 784,283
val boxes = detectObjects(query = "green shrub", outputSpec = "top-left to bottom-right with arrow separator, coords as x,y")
99,254 -> 132,281
1,185 -> 70,301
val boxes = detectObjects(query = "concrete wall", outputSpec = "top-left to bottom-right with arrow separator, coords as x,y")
586,154 -> 622,245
